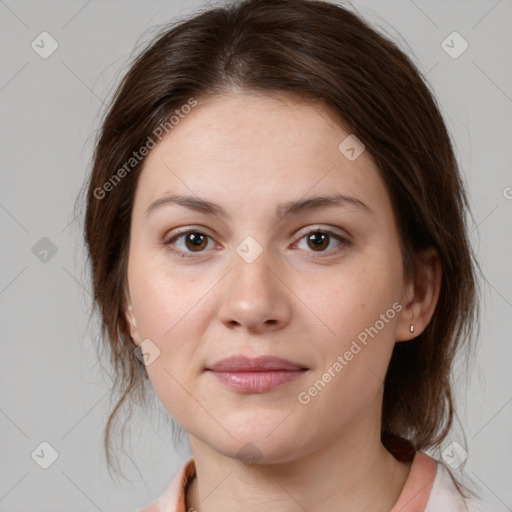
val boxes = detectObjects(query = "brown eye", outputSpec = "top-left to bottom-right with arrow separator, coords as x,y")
306,232 -> 330,251
295,229 -> 350,256
183,232 -> 208,252
165,230 -> 215,258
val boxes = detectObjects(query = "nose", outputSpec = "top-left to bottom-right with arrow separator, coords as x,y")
217,247 -> 292,333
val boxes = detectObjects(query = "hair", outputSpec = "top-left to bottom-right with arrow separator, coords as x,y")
78,0 -> 482,500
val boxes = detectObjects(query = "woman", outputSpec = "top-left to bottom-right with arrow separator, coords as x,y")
81,0 -> 492,510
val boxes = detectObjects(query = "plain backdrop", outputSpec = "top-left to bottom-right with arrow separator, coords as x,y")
1,0 -> 511,510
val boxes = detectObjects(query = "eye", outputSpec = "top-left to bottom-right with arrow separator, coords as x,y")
164,230 -> 216,258
293,229 -> 351,257
164,227 -> 351,259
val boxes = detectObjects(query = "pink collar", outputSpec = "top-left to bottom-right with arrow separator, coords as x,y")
143,450 -> 437,512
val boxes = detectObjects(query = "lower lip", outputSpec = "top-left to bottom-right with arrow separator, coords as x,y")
207,370 -> 305,393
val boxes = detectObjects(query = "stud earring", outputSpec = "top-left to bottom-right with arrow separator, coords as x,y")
409,324 -> 415,333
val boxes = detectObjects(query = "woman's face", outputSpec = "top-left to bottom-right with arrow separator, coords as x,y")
125,93 -> 415,462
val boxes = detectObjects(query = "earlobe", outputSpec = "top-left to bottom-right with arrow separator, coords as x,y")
395,303 -> 419,342
122,279 -> 141,345
395,280 -> 416,342
123,301 -> 140,345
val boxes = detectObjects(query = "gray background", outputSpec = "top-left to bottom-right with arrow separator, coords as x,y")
1,0 -> 511,510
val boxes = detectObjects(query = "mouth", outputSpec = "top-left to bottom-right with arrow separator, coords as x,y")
205,355 -> 308,393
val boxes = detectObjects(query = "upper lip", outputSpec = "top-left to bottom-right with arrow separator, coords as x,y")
206,355 -> 307,372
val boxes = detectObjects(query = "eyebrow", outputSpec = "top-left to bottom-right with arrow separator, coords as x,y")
144,193 -> 371,220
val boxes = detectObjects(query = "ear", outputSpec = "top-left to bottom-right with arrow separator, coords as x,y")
122,294 -> 141,346
395,247 -> 442,342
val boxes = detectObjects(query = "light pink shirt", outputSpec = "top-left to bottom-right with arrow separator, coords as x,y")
139,451 -> 486,512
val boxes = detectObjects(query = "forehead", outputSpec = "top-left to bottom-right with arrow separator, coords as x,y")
152,93 -> 358,163
133,93 -> 391,221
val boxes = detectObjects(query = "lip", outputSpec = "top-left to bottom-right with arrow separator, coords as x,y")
205,356 -> 308,393
206,355 -> 306,372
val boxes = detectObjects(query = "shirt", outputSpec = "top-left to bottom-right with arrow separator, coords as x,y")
138,450 -> 490,512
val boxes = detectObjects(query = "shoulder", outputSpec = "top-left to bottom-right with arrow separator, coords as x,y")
137,458 -> 196,512
426,460 -> 505,512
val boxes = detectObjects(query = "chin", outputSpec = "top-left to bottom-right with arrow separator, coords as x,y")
203,426 -> 309,466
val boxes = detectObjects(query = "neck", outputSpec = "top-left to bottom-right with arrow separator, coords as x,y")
185,410 -> 412,512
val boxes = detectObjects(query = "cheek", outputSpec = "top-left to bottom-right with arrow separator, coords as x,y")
127,253 -> 211,363
132,282 -> 175,338
127,260 -> 207,424
128,252 -> 205,340
297,251 -> 402,399
298,255 -> 402,341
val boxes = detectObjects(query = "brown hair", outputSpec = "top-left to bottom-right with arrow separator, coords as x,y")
78,0 -> 481,498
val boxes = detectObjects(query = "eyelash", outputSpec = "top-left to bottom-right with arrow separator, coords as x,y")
163,227 -> 352,259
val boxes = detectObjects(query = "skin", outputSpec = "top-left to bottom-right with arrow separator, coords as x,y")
124,92 -> 441,512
